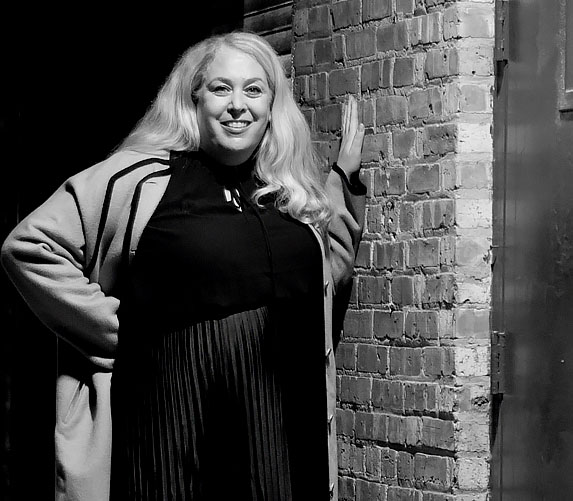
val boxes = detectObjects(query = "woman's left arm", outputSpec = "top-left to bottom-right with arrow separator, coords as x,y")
324,96 -> 366,345
326,95 -> 366,288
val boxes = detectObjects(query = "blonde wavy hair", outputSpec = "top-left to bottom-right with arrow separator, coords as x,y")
118,31 -> 331,227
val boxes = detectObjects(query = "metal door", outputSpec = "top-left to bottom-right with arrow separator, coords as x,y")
492,0 -> 573,498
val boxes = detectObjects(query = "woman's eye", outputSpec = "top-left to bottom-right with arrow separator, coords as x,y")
212,85 -> 230,95
245,86 -> 263,97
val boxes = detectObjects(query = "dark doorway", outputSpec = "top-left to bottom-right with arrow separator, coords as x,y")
491,0 -> 573,499
1,6 -> 243,500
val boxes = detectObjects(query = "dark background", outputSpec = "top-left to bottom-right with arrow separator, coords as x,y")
0,6 -> 243,499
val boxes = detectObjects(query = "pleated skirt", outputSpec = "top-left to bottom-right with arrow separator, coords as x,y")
110,307 -> 293,501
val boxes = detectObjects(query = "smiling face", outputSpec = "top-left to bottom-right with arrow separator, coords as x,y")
195,46 -> 272,166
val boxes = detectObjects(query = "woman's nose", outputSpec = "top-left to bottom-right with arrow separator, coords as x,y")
228,90 -> 246,114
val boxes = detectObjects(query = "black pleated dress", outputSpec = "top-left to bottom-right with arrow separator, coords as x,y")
110,151 -> 329,500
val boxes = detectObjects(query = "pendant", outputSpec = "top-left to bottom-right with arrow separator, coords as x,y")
223,187 -> 242,212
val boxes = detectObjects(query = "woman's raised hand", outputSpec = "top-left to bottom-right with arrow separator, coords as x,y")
336,95 -> 365,176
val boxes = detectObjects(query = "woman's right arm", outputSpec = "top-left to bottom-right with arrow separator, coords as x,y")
1,180 -> 118,369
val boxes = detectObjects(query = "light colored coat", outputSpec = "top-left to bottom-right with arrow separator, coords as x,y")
1,149 -> 365,500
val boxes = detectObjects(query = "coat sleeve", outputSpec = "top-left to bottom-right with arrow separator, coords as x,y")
1,181 -> 118,369
324,169 -> 366,347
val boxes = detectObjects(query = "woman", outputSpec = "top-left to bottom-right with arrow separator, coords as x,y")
1,31 -> 365,500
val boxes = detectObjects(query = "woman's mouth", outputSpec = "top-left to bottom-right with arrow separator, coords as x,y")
221,120 -> 251,132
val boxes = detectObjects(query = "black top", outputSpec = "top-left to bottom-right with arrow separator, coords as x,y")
112,150 -> 329,500
122,149 -> 322,332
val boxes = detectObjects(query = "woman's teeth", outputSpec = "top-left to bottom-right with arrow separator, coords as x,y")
224,121 -> 250,129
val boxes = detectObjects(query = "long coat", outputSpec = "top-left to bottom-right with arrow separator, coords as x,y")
1,149 -> 365,500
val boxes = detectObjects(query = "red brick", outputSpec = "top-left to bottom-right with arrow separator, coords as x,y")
372,380 -> 404,413
340,376 -> 372,405
421,417 -> 455,451
390,347 -> 422,376
423,274 -> 456,305
308,5 -> 331,38
293,8 -> 309,38
359,99 -> 376,128
425,49 -> 459,79
414,454 -> 455,492
337,408 -> 356,436
377,95 -> 408,125
308,72 -> 328,103
333,34 -> 345,62
352,445 -> 366,473
361,60 -> 383,92
339,478 -> 357,501
367,204 -> 383,233
408,237 -> 440,268
313,39 -> 334,66
374,310 -> 405,339
421,12 -> 443,44
382,58 -> 393,88
404,382 -> 439,413
375,241 -> 405,270
384,202 -> 401,234
316,103 -> 342,132
362,133 -> 391,163
393,57 -> 415,86
408,87 -> 443,120
332,0 -> 361,29
373,413 -> 388,441
405,310 -> 439,340
343,309 -> 374,339
356,479 -> 386,501
336,341 -> 357,369
339,476 -> 356,501
358,276 -> 390,304
329,67 -> 360,96
357,344 -> 380,372
397,0 -> 414,15
302,108 -> 314,129
380,446 -> 398,482
393,129 -> 417,159
407,164 -> 440,193
421,199 -> 455,229
439,236 -> 455,266
423,124 -> 457,156
377,22 -> 410,52
397,451 -> 415,487
355,411 -> 374,439
373,167 -> 406,196
293,75 -> 309,103
399,202 -> 422,234
388,487 -> 423,501
293,40 -> 314,73
387,415 -> 404,445
423,346 -> 454,377
377,346 -> 390,375
423,493 -> 456,501
355,241 -> 371,268
346,28 -> 376,59
363,0 -> 392,22
365,446 -> 382,477
338,439 -> 353,470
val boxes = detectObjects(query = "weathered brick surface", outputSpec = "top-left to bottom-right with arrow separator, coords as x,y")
292,0 -> 493,498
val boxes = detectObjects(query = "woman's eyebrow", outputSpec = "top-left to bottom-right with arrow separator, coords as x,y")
208,77 -> 267,86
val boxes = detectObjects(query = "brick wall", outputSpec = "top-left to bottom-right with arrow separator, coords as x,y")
292,0 -> 494,499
